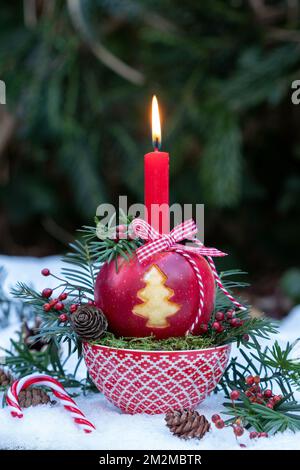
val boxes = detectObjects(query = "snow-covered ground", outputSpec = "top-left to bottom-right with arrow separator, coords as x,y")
0,254 -> 300,450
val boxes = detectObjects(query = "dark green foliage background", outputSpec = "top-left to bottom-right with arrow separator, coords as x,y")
1,0 -> 300,280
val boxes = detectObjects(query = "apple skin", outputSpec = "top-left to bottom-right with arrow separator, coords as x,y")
94,251 -> 215,339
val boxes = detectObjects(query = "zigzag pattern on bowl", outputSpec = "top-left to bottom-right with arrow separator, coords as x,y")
83,343 -> 231,414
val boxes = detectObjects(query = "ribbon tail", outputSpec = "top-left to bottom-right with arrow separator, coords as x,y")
206,256 -> 246,311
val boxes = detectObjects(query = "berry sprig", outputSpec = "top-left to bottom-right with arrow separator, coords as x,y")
212,309 -> 244,333
212,387 -> 270,446
244,375 -> 282,409
199,309 -> 248,341
41,268 -> 96,323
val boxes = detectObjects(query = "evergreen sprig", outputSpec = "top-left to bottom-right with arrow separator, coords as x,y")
219,340 -> 300,433
1,332 -> 95,393
61,239 -> 100,295
79,212 -> 144,270
11,282 -> 78,358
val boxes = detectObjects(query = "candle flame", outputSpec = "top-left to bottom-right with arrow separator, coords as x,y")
152,95 -> 161,149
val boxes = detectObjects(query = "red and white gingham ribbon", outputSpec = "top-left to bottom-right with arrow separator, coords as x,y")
130,218 -> 246,334
6,373 -> 96,433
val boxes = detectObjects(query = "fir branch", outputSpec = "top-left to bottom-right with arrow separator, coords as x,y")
215,269 -> 249,311
61,239 -> 100,295
11,282 -> 45,305
219,340 -> 300,434
212,316 -> 278,346
80,213 -> 144,270
0,332 -> 95,392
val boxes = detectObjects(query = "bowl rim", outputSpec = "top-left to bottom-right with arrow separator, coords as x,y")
83,342 -> 231,354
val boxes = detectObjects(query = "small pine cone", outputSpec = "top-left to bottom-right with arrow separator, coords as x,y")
18,387 -> 51,408
70,305 -> 108,342
0,368 -> 13,387
165,409 -> 210,440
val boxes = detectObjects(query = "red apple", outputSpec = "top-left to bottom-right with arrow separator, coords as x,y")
94,251 -> 215,339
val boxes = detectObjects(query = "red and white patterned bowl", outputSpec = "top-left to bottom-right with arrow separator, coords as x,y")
83,342 -> 231,414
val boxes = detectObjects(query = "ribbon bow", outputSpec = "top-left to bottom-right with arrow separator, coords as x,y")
130,218 -> 226,263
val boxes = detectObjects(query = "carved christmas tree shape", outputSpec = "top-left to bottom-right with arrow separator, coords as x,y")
132,264 -> 180,328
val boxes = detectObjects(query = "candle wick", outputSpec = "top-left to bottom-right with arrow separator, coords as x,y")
153,137 -> 161,151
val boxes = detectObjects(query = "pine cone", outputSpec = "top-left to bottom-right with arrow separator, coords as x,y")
165,409 -> 210,440
0,368 -> 13,387
71,305 -> 108,342
18,388 -> 52,408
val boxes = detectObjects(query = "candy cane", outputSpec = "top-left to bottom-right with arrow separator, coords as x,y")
6,373 -> 96,433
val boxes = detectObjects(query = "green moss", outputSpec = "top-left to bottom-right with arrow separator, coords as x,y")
93,332 -> 215,351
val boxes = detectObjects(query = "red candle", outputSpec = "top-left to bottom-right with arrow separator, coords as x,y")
144,96 -> 169,233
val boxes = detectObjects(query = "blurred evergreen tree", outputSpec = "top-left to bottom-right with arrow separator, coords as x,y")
0,0 -> 300,278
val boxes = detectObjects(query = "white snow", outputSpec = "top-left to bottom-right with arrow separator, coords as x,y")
0,254 -> 300,450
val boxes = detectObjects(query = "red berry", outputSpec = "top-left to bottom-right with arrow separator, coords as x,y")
245,390 -> 252,398
199,323 -> 208,334
49,298 -> 59,307
42,288 -> 53,299
212,321 -> 221,331
264,389 -> 273,399
226,309 -> 235,320
59,314 -> 68,322
250,431 -> 258,439
41,268 -> 50,276
88,300 -> 94,306
266,403 -> 273,409
59,293 -> 68,301
229,318 -> 239,327
242,334 -> 249,342
215,311 -> 225,321
258,432 -> 268,438
239,444 -> 246,448
211,414 -> 221,423
54,302 -> 64,311
230,390 -> 240,401
70,304 -> 78,313
267,398 -> 275,407
43,303 -> 51,312
273,395 -> 282,404
233,425 -> 244,437
246,376 -> 255,386
215,419 -> 225,429
253,375 -> 260,384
